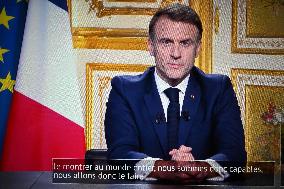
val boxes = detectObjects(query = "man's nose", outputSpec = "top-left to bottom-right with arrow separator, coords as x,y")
170,44 -> 181,59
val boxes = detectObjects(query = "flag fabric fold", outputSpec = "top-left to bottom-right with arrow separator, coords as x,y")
1,0 -> 86,171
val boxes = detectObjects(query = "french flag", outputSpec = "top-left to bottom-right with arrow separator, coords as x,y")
1,0 -> 86,170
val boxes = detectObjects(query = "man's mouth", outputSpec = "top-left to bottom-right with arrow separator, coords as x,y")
167,63 -> 182,69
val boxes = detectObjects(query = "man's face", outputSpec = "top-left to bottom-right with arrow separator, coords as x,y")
148,16 -> 201,86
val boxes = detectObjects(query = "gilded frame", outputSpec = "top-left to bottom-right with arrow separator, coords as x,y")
67,0 -> 213,73
231,68 -> 284,162
85,63 -> 149,150
231,0 -> 284,54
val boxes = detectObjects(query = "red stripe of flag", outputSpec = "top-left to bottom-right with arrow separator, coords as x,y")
1,91 -> 85,171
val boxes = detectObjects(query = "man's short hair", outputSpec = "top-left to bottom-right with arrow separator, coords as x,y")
149,3 -> 203,41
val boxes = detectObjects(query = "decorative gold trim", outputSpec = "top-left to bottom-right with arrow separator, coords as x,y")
89,0 -> 157,17
87,0 -> 180,17
245,85 -> 283,162
231,0 -> 238,53
85,63 -> 149,150
98,76 -> 112,148
73,35 -> 148,50
231,68 -> 284,128
190,0 -> 213,73
231,68 -> 284,163
231,68 -> 284,91
214,6 -> 220,34
231,0 -> 284,54
68,0 -> 148,50
72,27 -> 148,50
72,27 -> 147,37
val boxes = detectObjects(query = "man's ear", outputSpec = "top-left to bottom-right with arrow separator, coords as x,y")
148,38 -> 154,56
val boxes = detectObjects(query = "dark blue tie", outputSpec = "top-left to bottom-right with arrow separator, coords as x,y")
164,88 -> 180,156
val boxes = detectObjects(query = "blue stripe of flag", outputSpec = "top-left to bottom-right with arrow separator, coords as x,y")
0,0 -> 28,157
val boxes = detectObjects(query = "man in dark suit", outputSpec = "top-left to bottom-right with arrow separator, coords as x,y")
105,3 -> 246,182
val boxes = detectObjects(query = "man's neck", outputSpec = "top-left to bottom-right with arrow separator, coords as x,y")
156,71 -> 189,87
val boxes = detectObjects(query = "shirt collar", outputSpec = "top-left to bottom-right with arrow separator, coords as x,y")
154,68 -> 190,94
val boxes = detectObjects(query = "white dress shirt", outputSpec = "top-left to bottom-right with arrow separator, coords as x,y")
154,69 -> 189,119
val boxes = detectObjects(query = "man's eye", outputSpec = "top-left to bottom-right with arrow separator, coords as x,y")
160,39 -> 171,45
180,40 -> 193,47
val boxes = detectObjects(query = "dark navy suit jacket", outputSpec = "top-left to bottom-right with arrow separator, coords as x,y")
105,66 -> 246,163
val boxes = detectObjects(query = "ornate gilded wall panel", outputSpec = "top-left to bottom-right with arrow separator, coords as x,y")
231,0 -> 284,54
231,68 -> 284,162
85,63 -> 149,150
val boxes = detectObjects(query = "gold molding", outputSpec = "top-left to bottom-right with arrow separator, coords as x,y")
231,68 -> 284,162
72,27 -> 148,37
85,63 -> 149,150
231,0 -> 238,54
231,0 -> 284,54
231,68 -> 284,91
245,85 -> 283,162
89,0 -> 157,17
68,0 -> 213,73
231,68 -> 284,128
71,27 -> 148,50
68,0 -> 150,50
73,34 -> 148,50
190,0 -> 213,73
87,0 -> 180,17
214,6 -> 220,34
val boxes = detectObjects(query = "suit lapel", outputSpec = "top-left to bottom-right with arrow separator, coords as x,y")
179,73 -> 201,146
144,70 -> 168,157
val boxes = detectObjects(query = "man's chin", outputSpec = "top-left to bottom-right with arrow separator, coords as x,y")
166,76 -> 185,85
166,73 -> 185,81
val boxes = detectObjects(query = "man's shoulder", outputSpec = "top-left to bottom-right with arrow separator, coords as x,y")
192,66 -> 229,83
111,66 -> 154,90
